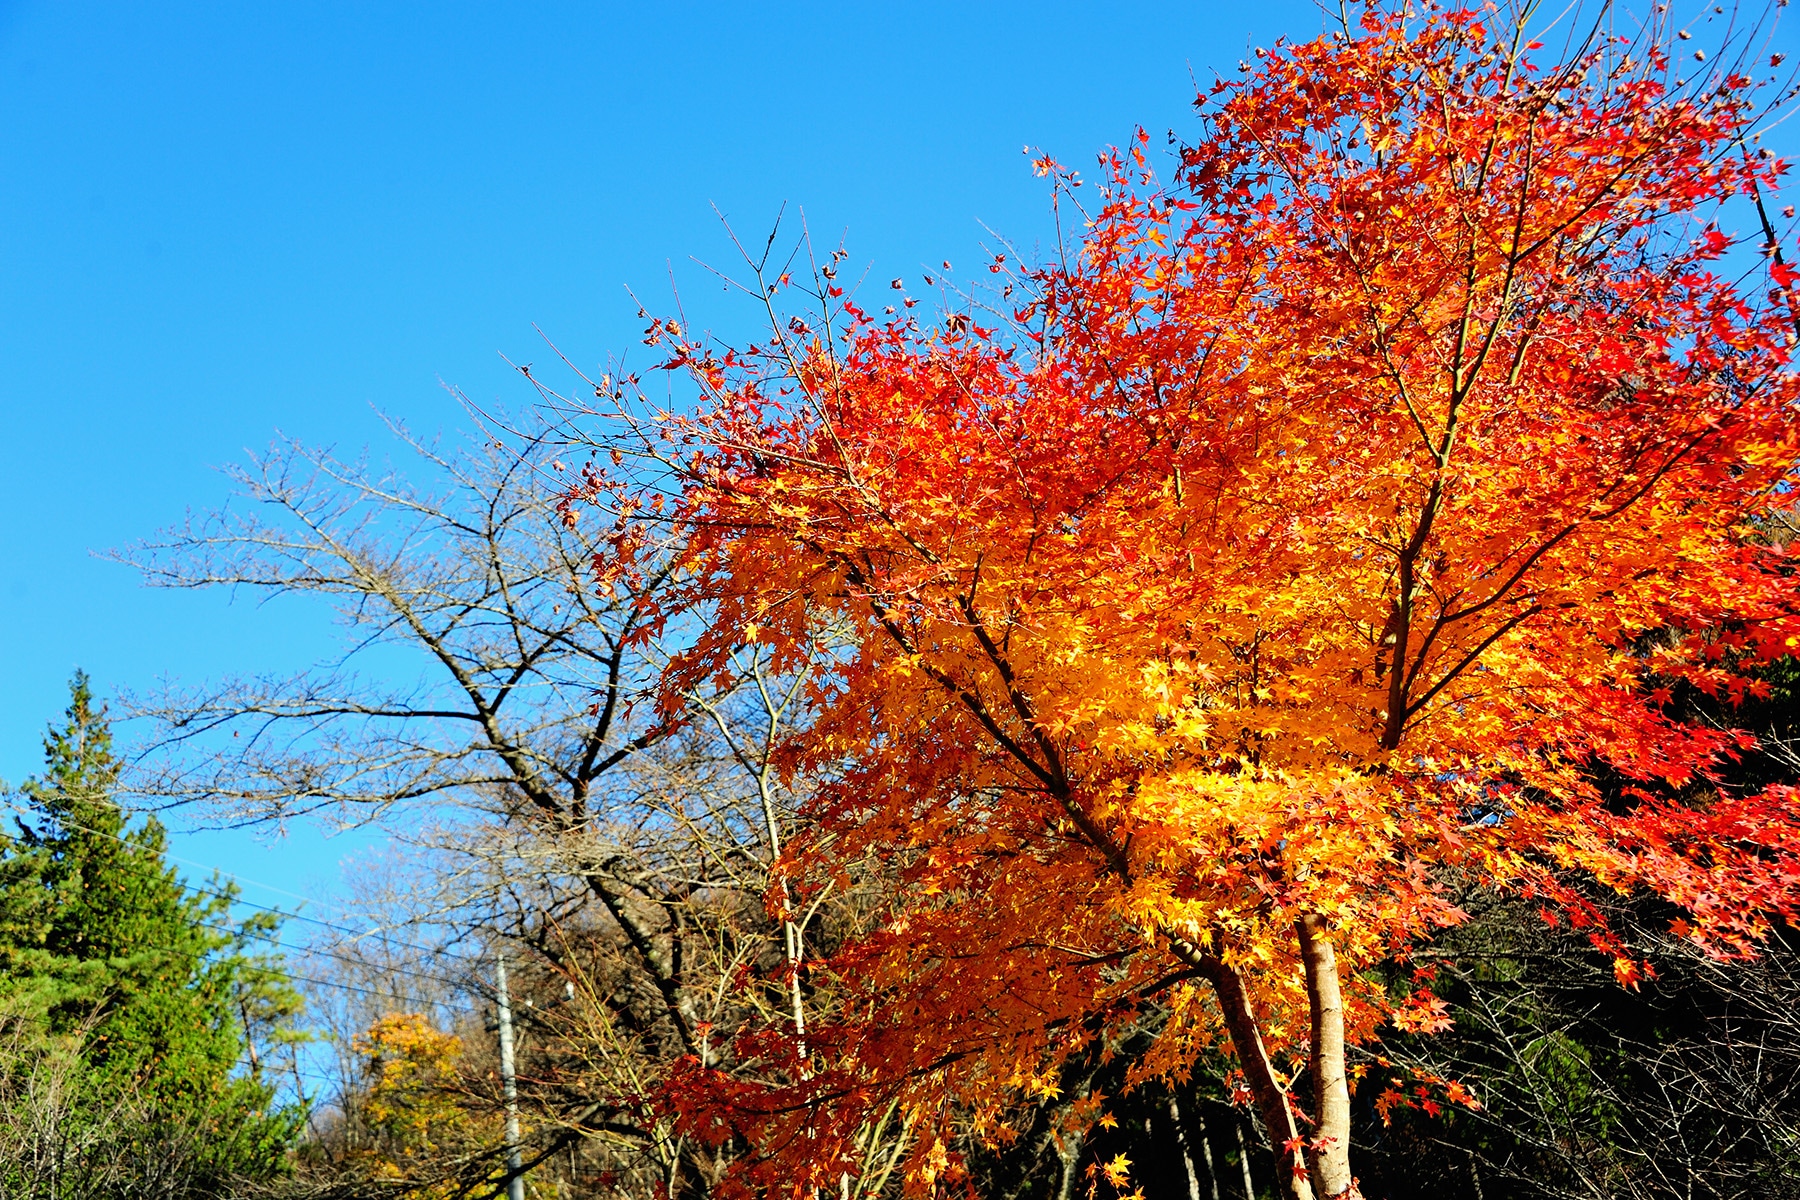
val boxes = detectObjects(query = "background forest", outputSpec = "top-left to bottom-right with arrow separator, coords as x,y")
8,2 -> 1800,1200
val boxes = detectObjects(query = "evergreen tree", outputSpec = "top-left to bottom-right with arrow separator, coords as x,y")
0,672 -> 305,1198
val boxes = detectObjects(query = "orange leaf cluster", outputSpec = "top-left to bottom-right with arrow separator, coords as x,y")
592,5 -> 1800,1194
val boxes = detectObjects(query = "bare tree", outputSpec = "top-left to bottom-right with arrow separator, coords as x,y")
116,412 -> 905,1196
1362,890 -> 1800,1200
119,411 -> 674,830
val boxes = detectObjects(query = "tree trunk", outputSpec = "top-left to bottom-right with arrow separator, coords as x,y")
1206,963 -> 1315,1200
1056,1127 -> 1083,1200
1168,1094 -> 1204,1200
1234,1121 -> 1256,1200
1296,914 -> 1356,1199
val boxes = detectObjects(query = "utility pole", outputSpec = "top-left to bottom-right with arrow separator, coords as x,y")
496,952 -> 526,1200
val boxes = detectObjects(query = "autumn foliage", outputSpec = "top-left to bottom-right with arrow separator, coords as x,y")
347,1014 -> 494,1194
574,5 -> 1800,1197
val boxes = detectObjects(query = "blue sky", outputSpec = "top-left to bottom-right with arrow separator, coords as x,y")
3,0 -> 1797,913
0,0 -> 1334,905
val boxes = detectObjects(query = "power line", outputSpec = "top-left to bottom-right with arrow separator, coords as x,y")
197,882 -> 480,966
0,803 -> 525,1000
1,800 -> 490,970
179,871 -> 485,971
143,835 -> 363,914
0,806 -> 533,1113
7,798 -> 372,918
278,965 -> 469,1008
235,1059 -> 340,1090
195,913 -> 480,996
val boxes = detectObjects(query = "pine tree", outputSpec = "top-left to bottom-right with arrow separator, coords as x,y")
0,672 -> 305,1197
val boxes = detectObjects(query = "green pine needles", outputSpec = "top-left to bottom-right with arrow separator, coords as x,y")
0,672 -> 306,1199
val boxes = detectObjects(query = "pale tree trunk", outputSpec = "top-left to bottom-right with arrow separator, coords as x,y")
1296,914 -> 1356,1199
1234,1123 -> 1255,1200
1166,1093 -> 1224,1200
1056,1128 -> 1084,1200
1206,964 -> 1315,1200
1167,1094 -> 1205,1200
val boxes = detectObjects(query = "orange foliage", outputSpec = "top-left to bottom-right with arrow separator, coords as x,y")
577,5 -> 1800,1197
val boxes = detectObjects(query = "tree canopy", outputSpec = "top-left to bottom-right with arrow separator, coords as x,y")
0,672 -> 302,1198
564,5 -> 1800,1197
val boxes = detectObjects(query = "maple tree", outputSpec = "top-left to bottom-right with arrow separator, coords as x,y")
564,4 -> 1800,1197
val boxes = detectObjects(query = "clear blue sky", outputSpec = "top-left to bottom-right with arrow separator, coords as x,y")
2,1 -> 1794,909
0,0 -> 1330,903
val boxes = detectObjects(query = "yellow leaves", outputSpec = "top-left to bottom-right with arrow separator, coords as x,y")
644,12 -> 1800,1179
358,1013 -> 463,1119
1099,1153 -> 1134,1189
916,1136 -> 953,1187
885,653 -> 923,680
349,1013 -> 492,1185
1138,660 -> 1174,704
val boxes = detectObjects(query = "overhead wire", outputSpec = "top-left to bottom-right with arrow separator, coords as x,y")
0,800 -> 492,971
0,804 -> 538,1110
194,912 -> 481,996
0,799 -> 516,1037
235,1058 -> 341,1090
184,881 -> 490,977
